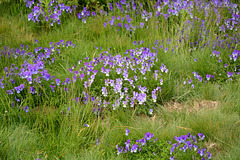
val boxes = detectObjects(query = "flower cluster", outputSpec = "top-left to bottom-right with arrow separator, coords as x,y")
1,40 -> 75,109
76,6 -> 107,23
170,133 -> 212,160
25,0 -> 76,26
77,7 -> 94,23
1,39 -> 169,111
116,129 -> 157,155
116,129 -> 211,159
154,0 -> 239,33
114,0 -> 141,13
69,47 -> 168,110
229,49 -> 240,62
184,48 -> 240,87
103,14 -> 146,34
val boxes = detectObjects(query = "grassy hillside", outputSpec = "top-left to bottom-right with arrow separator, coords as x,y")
0,0 -> 240,159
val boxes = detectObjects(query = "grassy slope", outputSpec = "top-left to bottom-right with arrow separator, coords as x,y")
0,1 -> 240,160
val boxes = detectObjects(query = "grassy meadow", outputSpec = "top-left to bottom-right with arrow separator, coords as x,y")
0,0 -> 240,159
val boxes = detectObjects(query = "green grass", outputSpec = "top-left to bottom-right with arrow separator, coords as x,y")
0,1 -> 240,159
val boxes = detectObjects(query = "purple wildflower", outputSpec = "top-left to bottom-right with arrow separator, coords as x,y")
131,144 -> 138,153
145,132 -> 154,140
125,128 -> 130,136
149,109 -> 153,115
24,105 -> 29,112
198,148 -> 206,157
97,137 -> 99,145
198,133 -> 205,140
55,78 -> 61,85
102,87 -> 108,97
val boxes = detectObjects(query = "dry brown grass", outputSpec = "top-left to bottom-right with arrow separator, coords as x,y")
164,99 -> 218,113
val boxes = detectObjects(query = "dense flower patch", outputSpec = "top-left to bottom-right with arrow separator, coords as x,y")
170,133 -> 212,160
69,46 -> 167,111
25,0 -> 76,26
1,40 -> 168,113
0,40 -> 75,109
115,128 -> 211,160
